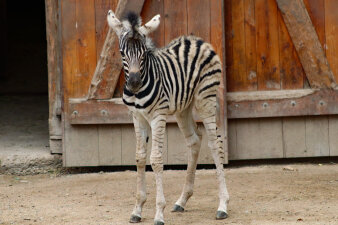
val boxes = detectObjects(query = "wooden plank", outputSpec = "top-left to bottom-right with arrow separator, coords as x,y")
98,125 -> 122,165
228,89 -> 338,118
141,0 -> 165,48
224,0 -> 234,92
87,0 -> 145,100
69,99 -> 133,124
303,0 -> 326,47
231,0 -> 247,91
256,0 -> 281,90
228,89 -> 316,102
328,115 -> 338,156
283,117 -> 307,157
278,10 -> 305,89
325,0 -> 338,83
75,0 -> 97,98
95,0 -> 118,61
163,0 -> 187,44
167,124 -> 187,164
187,0 -> 210,42
233,118 -> 283,159
61,0 -> 77,107
121,125 -> 136,165
276,0 -> 337,89
227,120 -> 237,160
211,0 -> 228,163
69,89 -> 338,123
244,0 -> 258,91
305,116 -> 329,156
45,0 -> 62,153
63,123 -> 99,167
197,124 -> 213,164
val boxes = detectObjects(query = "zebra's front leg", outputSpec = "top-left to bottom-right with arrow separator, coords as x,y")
172,108 -> 202,212
150,115 -> 167,225
130,115 -> 149,223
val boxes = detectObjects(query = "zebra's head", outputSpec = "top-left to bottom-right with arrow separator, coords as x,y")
107,10 -> 160,93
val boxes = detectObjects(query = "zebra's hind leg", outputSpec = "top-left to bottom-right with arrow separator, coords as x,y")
130,114 -> 149,223
195,94 -> 229,220
172,106 -> 202,212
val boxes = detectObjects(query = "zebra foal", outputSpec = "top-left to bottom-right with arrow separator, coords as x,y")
107,10 -> 229,225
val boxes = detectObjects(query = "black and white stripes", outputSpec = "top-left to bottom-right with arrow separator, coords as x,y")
107,11 -> 229,224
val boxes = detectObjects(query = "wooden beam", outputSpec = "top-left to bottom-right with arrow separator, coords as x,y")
87,0 -> 145,100
228,89 -> 338,118
276,0 -> 337,89
69,89 -> 338,123
45,0 -> 62,153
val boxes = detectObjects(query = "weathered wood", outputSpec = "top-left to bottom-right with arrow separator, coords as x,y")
68,98 -> 201,124
276,0 -> 337,89
256,0 -> 281,90
75,0 -> 97,98
164,0 -> 187,44
305,116 -> 330,156
63,123 -> 99,167
328,116 -> 338,156
69,89 -> 338,123
231,0 -> 247,91
95,0 -> 119,61
121,125 -> 136,165
98,125 -> 122,165
227,89 -> 316,102
187,0 -> 210,42
303,0 -> 326,47
141,0 -> 165,48
87,0 -> 145,100
325,0 -> 338,83
244,0 -> 257,91
224,0 -> 234,92
228,89 -> 338,118
227,120 -> 237,160
45,0 -> 62,153
283,117 -> 307,157
233,118 -> 283,159
278,10 -> 305,89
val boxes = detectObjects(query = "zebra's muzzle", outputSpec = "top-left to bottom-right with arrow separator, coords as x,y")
127,72 -> 142,93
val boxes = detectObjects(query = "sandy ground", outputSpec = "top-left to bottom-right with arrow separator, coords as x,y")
1,164 -> 338,225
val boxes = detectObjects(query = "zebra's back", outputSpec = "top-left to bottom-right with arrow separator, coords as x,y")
155,36 -> 222,113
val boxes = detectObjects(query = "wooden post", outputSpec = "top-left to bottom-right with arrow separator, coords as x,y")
87,0 -> 145,100
45,0 -> 62,153
276,0 -> 337,89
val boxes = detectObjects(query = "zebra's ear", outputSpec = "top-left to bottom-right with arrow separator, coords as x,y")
139,14 -> 160,36
107,10 -> 123,36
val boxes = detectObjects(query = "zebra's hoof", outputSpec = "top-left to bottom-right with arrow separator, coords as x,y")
216,210 -> 228,220
154,220 -> 164,225
171,204 -> 184,212
129,214 -> 142,223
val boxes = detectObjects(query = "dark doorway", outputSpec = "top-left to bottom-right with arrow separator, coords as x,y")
0,0 -> 49,156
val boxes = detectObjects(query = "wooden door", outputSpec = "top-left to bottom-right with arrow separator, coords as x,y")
60,0 -> 226,166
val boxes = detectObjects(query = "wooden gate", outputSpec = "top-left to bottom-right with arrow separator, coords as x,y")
46,0 -> 338,167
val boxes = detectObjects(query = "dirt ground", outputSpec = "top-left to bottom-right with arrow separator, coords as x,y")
1,164 -> 338,225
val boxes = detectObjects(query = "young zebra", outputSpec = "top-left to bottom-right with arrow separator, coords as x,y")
107,10 -> 229,225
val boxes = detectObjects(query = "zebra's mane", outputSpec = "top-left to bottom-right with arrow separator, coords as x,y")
122,11 -> 157,51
